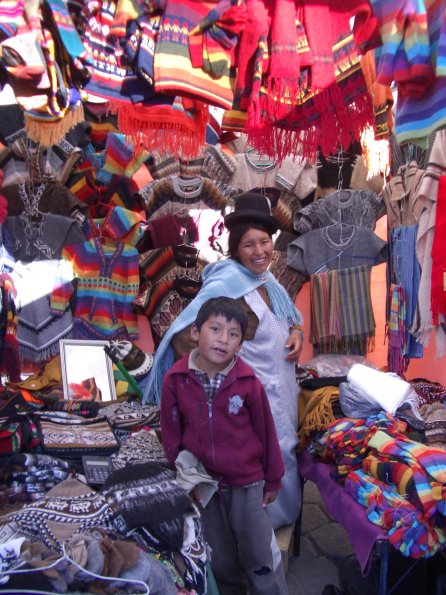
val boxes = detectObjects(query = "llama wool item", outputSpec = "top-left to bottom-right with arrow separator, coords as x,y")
421,403 -> 446,449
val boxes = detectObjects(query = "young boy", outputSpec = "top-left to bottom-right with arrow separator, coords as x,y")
160,296 -> 288,595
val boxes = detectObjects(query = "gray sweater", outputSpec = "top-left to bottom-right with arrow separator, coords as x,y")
286,225 -> 387,276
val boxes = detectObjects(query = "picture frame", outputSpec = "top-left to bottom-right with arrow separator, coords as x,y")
59,339 -> 117,402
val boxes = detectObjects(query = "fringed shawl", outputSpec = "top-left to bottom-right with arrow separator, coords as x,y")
310,265 -> 375,355
243,0 -> 374,163
142,258 -> 302,405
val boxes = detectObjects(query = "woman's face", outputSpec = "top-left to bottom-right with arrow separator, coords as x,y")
235,227 -> 274,275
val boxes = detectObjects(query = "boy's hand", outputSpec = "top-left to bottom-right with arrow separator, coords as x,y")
263,490 -> 278,506
189,487 -> 203,505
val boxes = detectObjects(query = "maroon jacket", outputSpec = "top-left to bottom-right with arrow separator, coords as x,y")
160,354 -> 284,493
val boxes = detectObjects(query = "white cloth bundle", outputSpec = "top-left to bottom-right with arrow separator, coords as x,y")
346,363 -> 421,418
175,450 -> 219,508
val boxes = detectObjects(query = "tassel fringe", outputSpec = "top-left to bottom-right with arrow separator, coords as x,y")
24,104 -> 85,147
247,81 -> 374,164
117,103 -> 208,160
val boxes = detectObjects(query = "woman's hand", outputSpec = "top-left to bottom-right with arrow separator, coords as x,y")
285,329 -> 303,362
263,490 -> 278,506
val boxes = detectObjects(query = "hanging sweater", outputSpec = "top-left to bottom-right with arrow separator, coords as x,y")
51,237 -> 140,341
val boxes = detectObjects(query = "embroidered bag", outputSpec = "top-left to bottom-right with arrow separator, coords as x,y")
37,415 -> 119,462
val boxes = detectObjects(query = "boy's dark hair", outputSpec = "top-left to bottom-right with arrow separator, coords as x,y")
195,297 -> 248,340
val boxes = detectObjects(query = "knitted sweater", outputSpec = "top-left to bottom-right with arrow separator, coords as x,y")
135,244 -> 207,347
138,176 -> 229,218
51,238 -> 140,341
228,152 -> 317,200
293,189 -> 385,234
287,226 -> 387,276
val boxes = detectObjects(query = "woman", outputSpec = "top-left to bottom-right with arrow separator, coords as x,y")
143,191 -> 304,528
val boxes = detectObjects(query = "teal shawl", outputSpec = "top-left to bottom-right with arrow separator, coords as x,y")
142,259 -> 303,404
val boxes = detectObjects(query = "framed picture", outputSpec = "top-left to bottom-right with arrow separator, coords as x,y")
59,339 -> 117,402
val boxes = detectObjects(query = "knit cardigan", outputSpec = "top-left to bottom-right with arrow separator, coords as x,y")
51,238 -> 140,341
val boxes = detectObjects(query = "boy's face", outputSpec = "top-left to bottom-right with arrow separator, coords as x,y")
191,314 -> 243,376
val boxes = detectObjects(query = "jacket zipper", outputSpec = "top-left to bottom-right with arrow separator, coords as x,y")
208,396 -> 216,466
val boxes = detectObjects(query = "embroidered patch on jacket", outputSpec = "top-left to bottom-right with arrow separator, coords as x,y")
228,395 -> 243,414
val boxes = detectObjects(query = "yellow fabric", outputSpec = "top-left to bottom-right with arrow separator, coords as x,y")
8,355 -> 62,390
297,386 -> 339,450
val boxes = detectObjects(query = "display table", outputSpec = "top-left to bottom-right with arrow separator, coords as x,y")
297,450 -> 394,594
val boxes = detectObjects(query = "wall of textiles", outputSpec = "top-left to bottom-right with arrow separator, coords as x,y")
0,0 -> 445,387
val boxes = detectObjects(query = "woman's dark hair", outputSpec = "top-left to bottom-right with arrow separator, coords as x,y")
195,297 -> 248,340
227,221 -> 273,260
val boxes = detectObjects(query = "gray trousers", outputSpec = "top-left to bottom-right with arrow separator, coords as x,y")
200,483 -> 289,595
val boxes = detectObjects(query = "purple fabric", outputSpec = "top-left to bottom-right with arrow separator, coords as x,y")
298,450 -> 387,575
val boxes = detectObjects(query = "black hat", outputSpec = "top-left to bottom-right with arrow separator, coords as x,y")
224,192 -> 279,234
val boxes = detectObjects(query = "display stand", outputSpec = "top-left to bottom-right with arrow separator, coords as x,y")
296,450 -> 390,594
295,450 -> 445,594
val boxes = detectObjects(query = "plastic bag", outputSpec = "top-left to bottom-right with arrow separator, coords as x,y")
338,381 -> 382,418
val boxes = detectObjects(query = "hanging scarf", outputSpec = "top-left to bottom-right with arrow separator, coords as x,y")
142,258 -> 302,405
387,283 -> 408,376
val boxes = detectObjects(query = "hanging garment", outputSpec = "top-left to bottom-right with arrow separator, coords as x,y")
228,151 -> 317,200
412,131 -> 446,354
287,224 -> 387,276
293,189 -> 385,234
51,237 -> 139,341
388,224 -> 423,372
430,175 -> 446,329
382,162 -> 425,229
310,265 -> 375,355
234,0 -> 374,163
153,0 -> 245,110
135,245 -> 207,347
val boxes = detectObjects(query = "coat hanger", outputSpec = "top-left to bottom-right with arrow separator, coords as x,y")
0,542 -> 150,595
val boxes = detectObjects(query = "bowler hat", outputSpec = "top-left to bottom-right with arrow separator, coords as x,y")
224,192 -> 279,233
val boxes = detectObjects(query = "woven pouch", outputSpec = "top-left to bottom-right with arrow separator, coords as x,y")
37,416 -> 119,462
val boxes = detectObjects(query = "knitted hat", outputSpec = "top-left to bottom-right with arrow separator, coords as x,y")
421,402 -> 446,449
109,340 -> 153,379
224,192 -> 279,234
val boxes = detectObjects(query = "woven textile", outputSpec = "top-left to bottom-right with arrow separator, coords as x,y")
101,462 -> 207,593
101,462 -> 195,551
244,1 -> 374,163
51,237 -> 139,341
37,415 -> 119,461
109,428 -> 167,470
310,265 -> 375,355
0,476 -> 114,552
154,0 -> 242,110
387,283 -> 407,376
388,225 -> 423,364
